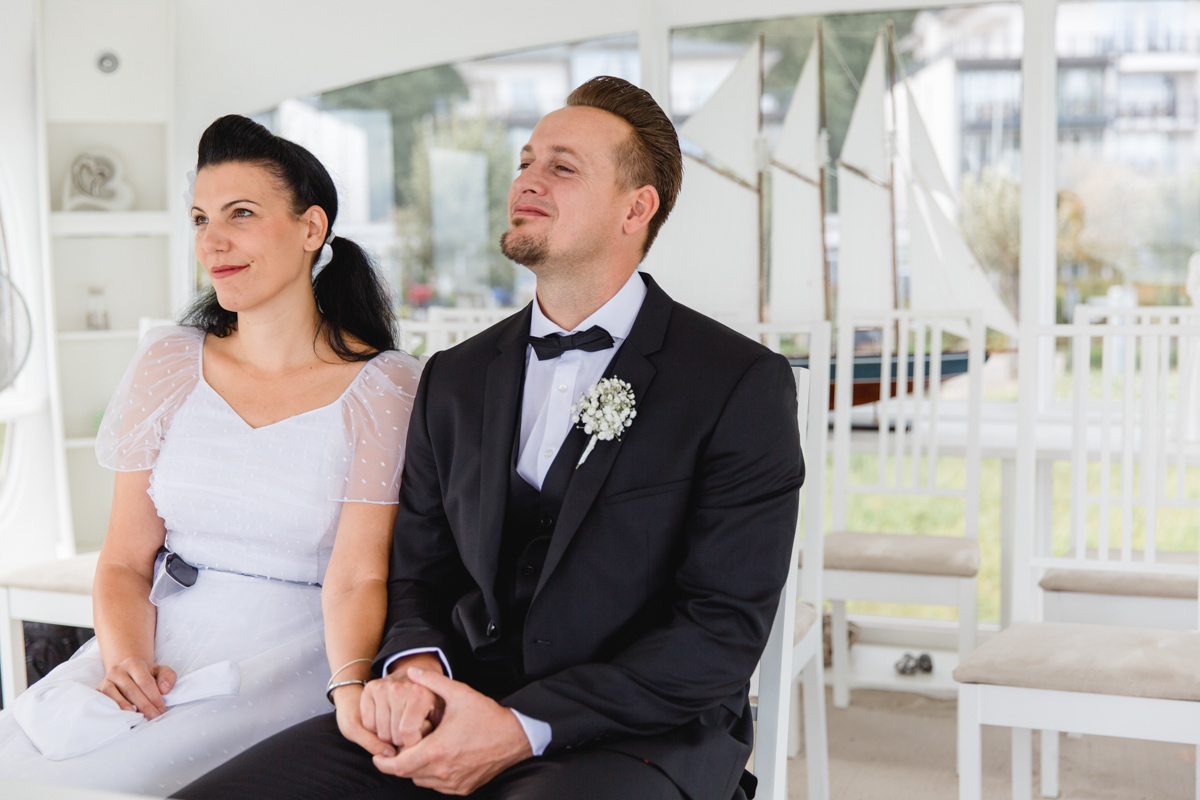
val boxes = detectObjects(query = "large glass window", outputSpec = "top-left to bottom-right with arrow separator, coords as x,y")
1056,1 -> 1200,319
251,37 -> 640,321
670,7 -> 1023,627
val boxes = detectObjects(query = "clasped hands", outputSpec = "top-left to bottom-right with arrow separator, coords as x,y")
334,655 -> 533,795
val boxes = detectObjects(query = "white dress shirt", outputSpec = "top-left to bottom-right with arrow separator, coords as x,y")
385,271 -> 648,756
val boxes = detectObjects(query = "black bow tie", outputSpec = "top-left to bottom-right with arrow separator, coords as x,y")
527,325 -> 615,360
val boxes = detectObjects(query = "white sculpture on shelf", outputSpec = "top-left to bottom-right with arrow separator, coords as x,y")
62,151 -> 135,212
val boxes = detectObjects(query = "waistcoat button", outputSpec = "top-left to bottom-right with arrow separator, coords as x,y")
540,515 -> 554,528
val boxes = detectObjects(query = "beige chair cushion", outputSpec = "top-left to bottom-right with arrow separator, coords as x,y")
1040,550 -> 1197,599
794,601 -> 819,645
954,622 -> 1200,701
0,551 -> 99,595
820,531 -> 979,578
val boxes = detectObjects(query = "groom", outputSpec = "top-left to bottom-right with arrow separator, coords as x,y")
179,76 -> 802,800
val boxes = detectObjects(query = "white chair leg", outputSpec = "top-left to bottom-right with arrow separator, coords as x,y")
0,589 -> 26,709
1040,730 -> 1060,798
958,684 -> 983,800
831,600 -> 850,708
802,656 -> 830,800
1195,745 -> 1199,800
787,674 -> 802,759
958,578 -> 977,660
1012,727 -> 1033,800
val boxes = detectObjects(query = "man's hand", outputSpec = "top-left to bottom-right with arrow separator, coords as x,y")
360,653 -> 446,748
96,657 -> 175,719
372,667 -> 533,795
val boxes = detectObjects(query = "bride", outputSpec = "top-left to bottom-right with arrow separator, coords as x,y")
0,115 -> 419,795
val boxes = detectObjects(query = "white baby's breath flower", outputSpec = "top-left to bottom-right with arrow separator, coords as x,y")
570,377 -> 637,467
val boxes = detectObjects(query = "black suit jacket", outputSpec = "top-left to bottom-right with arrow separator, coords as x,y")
376,274 -> 803,800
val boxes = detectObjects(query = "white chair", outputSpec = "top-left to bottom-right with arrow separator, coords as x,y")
1037,310 -> 1200,796
748,322 -> 831,800
825,310 -> 985,707
0,552 -> 98,708
955,319 -> 1200,800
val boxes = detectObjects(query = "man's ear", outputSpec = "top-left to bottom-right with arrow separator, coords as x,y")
622,185 -> 660,238
301,205 -> 330,253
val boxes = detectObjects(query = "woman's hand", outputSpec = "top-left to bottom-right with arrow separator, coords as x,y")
96,656 -> 176,719
333,682 -> 396,758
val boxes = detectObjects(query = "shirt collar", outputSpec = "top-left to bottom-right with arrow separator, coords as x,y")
529,270 -> 646,343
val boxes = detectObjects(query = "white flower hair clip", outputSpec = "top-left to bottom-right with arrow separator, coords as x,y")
311,230 -> 335,279
571,377 -> 637,467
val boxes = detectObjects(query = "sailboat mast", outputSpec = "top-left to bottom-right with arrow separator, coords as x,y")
817,20 -> 830,322
886,20 -> 900,312
756,32 -> 766,324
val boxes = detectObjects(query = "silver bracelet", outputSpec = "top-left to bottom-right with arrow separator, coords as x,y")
327,658 -> 373,689
326,679 -> 368,706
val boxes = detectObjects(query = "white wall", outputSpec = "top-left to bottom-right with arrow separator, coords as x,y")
0,0 -> 73,569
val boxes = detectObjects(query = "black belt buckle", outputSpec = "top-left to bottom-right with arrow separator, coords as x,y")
164,551 -> 198,587
150,546 -> 199,606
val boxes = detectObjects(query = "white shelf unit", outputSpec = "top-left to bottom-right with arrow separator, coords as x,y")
50,211 -> 173,238
41,0 -> 179,553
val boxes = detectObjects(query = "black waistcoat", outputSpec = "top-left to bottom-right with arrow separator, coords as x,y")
494,421 -> 588,681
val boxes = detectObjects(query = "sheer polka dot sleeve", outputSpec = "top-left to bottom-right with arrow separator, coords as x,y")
94,326 -> 203,471
338,351 -> 422,503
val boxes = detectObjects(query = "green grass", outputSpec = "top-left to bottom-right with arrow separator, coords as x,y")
820,452 -> 1200,624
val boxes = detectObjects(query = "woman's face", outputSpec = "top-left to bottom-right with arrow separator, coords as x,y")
190,161 -> 327,314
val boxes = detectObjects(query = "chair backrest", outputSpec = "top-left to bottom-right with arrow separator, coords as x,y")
737,322 -> 829,800
831,310 -> 985,540
401,307 -> 518,355
1028,320 -> 1200,625
736,321 -> 831,610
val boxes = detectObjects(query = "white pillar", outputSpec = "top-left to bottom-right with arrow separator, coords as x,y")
1013,0 -> 1058,624
637,0 -> 671,113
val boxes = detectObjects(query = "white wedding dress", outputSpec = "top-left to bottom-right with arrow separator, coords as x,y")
0,325 -> 419,796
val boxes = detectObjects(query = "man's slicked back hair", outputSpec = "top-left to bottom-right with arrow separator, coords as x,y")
566,76 -> 682,256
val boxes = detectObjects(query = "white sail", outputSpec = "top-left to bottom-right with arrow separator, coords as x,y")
903,84 -> 954,199
836,32 -> 894,319
773,42 -> 821,181
909,178 -> 1018,337
769,41 -> 826,322
678,39 -> 761,186
642,162 -> 760,327
836,170 -> 894,317
838,34 -> 888,182
902,82 -> 1018,336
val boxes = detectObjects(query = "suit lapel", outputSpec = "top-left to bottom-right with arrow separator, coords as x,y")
534,274 -> 673,597
473,306 -> 531,606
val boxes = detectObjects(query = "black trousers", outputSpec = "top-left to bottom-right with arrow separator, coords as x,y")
172,713 -> 686,800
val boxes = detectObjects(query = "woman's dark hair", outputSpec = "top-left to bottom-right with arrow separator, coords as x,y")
181,114 -> 396,361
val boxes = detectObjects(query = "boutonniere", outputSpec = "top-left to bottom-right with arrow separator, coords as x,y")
571,377 -> 637,468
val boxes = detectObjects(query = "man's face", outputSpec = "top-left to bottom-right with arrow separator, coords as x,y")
501,106 -> 634,273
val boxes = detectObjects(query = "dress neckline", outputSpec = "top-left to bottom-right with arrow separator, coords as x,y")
196,330 -> 381,431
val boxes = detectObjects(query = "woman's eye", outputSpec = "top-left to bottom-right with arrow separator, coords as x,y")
191,215 -> 207,226
232,208 -> 252,218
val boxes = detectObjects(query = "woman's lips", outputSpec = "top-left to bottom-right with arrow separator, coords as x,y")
210,265 -> 248,279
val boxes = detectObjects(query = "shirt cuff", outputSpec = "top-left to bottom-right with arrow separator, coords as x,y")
381,647 -> 453,680
510,709 -> 552,757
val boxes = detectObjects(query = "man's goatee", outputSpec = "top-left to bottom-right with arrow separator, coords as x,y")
500,229 -> 549,267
